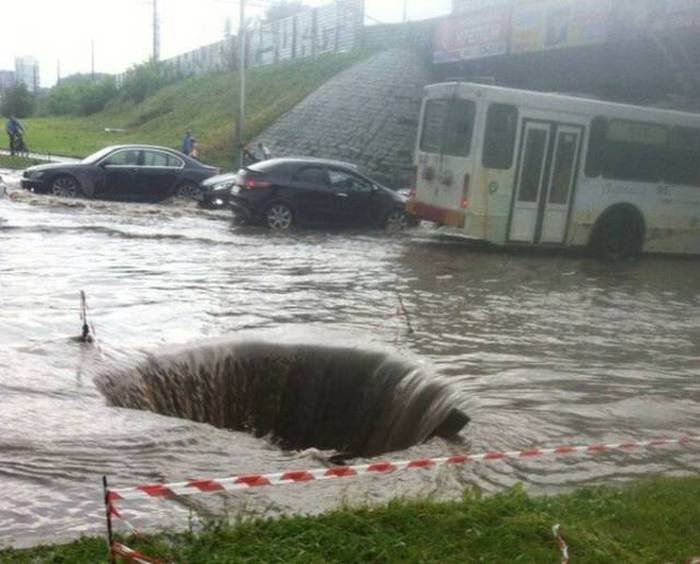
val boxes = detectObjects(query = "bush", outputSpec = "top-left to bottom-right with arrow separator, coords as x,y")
43,76 -> 118,116
1,83 -> 36,118
120,60 -> 175,103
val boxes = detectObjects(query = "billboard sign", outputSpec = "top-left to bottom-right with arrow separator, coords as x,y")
434,6 -> 512,63
511,0 -> 611,54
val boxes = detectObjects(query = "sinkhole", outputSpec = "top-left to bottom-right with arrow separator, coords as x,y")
95,340 -> 469,458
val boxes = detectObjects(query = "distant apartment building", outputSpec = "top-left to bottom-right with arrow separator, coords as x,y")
15,56 -> 40,92
0,70 -> 16,90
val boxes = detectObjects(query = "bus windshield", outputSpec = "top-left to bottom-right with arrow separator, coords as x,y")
419,98 -> 476,157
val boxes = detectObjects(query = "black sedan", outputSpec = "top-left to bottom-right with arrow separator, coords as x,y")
212,158 -> 415,230
198,172 -> 237,209
21,145 -> 218,202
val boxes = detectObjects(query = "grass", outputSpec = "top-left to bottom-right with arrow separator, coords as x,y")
2,476 -> 699,563
0,154 -> 43,169
19,51 -> 373,169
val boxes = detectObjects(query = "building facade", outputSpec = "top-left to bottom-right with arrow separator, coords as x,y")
0,70 -> 16,90
15,56 -> 40,92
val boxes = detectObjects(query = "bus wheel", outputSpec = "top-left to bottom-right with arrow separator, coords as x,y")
591,207 -> 644,261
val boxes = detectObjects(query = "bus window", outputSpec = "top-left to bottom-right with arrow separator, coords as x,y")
586,116 -> 667,183
419,98 -> 476,157
483,104 -> 518,169
584,116 -> 606,177
666,127 -> 700,186
420,100 -> 448,154
519,128 -> 548,202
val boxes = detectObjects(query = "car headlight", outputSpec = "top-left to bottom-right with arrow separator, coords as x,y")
27,170 -> 45,179
213,181 -> 235,191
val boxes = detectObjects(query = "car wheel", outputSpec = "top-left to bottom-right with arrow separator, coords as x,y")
175,182 -> 200,200
265,202 -> 294,231
385,209 -> 409,232
50,175 -> 81,198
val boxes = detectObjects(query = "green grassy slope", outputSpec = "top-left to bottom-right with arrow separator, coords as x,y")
2,477 -> 699,563
20,51 -> 372,168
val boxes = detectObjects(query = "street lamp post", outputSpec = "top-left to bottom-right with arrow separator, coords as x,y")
235,0 -> 246,167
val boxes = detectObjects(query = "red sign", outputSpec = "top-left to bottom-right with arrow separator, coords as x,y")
434,7 -> 512,63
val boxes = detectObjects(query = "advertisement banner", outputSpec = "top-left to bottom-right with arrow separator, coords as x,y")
511,0 -> 611,54
434,6 -> 512,64
610,0 -> 700,41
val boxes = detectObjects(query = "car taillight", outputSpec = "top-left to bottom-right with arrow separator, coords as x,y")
245,178 -> 271,189
460,174 -> 470,209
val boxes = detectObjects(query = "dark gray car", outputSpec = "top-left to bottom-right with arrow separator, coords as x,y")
206,157 -> 415,231
21,144 -> 218,202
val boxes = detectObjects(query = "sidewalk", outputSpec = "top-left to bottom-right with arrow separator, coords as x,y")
0,149 -> 79,164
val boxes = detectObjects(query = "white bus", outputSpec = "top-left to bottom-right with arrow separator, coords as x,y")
407,82 -> 700,258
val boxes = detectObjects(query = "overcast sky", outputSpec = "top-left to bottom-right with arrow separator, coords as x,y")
1,0 -> 451,87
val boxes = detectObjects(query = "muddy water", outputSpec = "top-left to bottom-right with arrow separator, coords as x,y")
1,188 -> 699,548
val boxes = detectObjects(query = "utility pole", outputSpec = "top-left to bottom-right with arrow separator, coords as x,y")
234,0 -> 246,166
403,0 -> 408,23
152,0 -> 160,61
91,40 -> 95,80
57,59 -> 61,85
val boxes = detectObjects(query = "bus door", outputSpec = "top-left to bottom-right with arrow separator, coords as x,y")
508,121 -> 583,245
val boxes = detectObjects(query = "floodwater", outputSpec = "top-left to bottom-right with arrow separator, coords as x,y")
1,185 -> 699,548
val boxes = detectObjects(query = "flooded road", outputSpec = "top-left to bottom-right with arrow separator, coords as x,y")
1,188 -> 699,548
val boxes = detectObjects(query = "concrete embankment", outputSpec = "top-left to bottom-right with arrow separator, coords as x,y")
254,48 -> 431,187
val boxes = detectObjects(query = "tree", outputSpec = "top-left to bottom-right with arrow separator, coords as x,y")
0,83 -> 36,118
121,60 -> 172,103
265,0 -> 305,22
41,74 -> 118,116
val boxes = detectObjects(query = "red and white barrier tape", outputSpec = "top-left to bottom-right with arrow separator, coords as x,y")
107,436 -> 699,502
111,541 -> 162,564
552,524 -> 569,564
109,502 -> 144,538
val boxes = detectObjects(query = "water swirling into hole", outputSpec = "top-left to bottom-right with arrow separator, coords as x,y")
94,339 -> 469,458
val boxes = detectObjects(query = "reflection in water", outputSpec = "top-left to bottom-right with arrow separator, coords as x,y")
0,194 -> 699,547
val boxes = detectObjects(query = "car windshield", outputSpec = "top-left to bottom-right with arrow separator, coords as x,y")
82,147 -> 118,164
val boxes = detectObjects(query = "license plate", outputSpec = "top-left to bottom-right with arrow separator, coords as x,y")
232,185 -> 241,194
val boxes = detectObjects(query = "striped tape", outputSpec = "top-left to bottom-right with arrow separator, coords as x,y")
107,436 -> 698,502
111,542 -> 162,564
552,524 -> 569,564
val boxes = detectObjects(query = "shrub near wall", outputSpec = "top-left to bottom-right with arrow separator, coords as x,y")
43,77 -> 118,116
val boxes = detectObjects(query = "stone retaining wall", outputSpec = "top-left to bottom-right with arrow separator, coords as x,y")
253,48 -> 431,188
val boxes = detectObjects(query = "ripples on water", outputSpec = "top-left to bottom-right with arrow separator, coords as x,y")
1,191 -> 699,547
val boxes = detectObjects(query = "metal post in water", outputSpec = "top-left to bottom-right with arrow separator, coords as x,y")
396,289 -> 415,335
102,475 -> 116,564
80,290 -> 94,343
